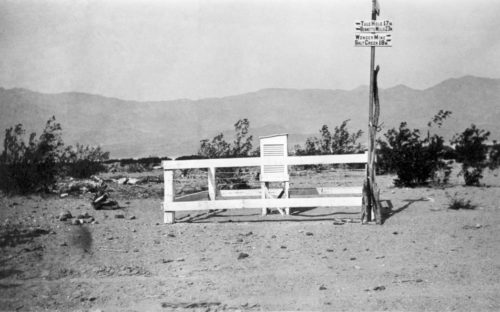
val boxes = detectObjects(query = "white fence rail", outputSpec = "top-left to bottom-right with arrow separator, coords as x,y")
162,152 -> 368,224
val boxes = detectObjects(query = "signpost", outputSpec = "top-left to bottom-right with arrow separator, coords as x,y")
354,33 -> 392,47
356,0 -> 392,224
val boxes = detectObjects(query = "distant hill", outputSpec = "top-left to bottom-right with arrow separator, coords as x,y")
0,75 -> 499,158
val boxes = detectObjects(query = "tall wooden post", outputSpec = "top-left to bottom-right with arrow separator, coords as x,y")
365,0 -> 377,222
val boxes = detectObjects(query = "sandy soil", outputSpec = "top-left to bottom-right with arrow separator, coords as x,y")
1,167 -> 499,311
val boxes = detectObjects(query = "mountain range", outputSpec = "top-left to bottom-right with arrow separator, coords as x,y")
0,75 -> 499,159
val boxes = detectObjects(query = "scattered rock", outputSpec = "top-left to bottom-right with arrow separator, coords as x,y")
116,178 -> 128,185
60,193 -> 69,198
128,215 -> 136,220
127,178 -> 139,185
59,211 -> 72,221
162,259 -> 173,263
71,219 -> 82,225
237,252 -> 249,260
373,285 -> 386,291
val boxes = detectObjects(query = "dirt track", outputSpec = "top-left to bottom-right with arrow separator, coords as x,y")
1,169 -> 500,311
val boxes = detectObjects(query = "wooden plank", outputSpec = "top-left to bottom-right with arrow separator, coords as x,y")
208,167 -> 216,200
163,170 -> 175,224
162,152 -> 368,170
164,196 -> 362,212
219,187 -> 362,198
287,153 -> 368,165
316,186 -> 362,195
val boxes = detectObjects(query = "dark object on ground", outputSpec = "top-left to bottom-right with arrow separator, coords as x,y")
237,253 -> 249,260
92,186 -> 119,210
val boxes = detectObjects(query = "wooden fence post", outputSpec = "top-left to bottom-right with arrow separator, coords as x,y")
164,169 -> 175,224
208,167 -> 216,200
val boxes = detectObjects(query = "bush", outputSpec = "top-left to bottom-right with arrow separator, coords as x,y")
198,119 -> 256,189
447,193 -> 476,210
377,111 -> 452,187
295,120 -> 364,156
0,117 -> 111,194
62,144 -> 110,179
488,141 -> 500,170
451,124 -> 491,186
0,117 -> 64,194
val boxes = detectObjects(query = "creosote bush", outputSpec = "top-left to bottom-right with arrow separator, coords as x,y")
198,119 -> 257,189
0,117 -> 64,194
0,117 -> 110,194
451,124 -> 491,186
377,110 -> 452,187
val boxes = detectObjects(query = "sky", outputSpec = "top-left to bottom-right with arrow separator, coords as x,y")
1,0 -> 499,101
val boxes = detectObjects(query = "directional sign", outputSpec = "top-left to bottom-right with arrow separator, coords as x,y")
355,20 -> 393,32
354,33 -> 392,47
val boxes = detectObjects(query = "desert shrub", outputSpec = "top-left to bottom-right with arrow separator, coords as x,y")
294,120 -> 364,170
198,119 -> 256,189
451,124 -> 491,186
295,120 -> 364,156
487,141 -> 500,170
447,193 -> 476,210
0,117 -> 64,194
62,143 -> 109,179
377,110 -> 452,187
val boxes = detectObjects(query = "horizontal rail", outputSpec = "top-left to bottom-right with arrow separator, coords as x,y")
162,153 -> 368,170
164,196 -> 362,212
219,186 -> 363,198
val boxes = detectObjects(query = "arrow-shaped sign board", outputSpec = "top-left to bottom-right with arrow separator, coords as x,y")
355,20 -> 393,32
354,33 -> 392,47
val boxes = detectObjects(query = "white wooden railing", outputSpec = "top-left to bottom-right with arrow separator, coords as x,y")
162,152 -> 368,224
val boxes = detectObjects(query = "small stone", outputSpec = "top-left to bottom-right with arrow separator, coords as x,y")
59,211 -> 72,221
60,193 -> 69,198
114,214 -> 125,219
133,248 -> 139,252
280,245 -> 287,249
305,232 -> 314,236
83,212 -> 91,218
326,249 -> 334,252
350,257 -> 356,261
416,279 -> 423,283
271,235 -> 277,239
236,238 -> 244,243
77,214 -> 85,219
60,242 -> 68,247
392,231 -> 398,235
237,253 -> 249,260
71,219 -> 81,225
373,285 -> 386,291
128,215 -> 136,220
319,285 -> 327,290
167,233 -> 175,238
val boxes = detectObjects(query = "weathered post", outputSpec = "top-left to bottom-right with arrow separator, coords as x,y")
355,0 -> 391,224
163,169 -> 175,224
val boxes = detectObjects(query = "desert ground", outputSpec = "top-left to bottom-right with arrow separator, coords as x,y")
1,165 -> 499,311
